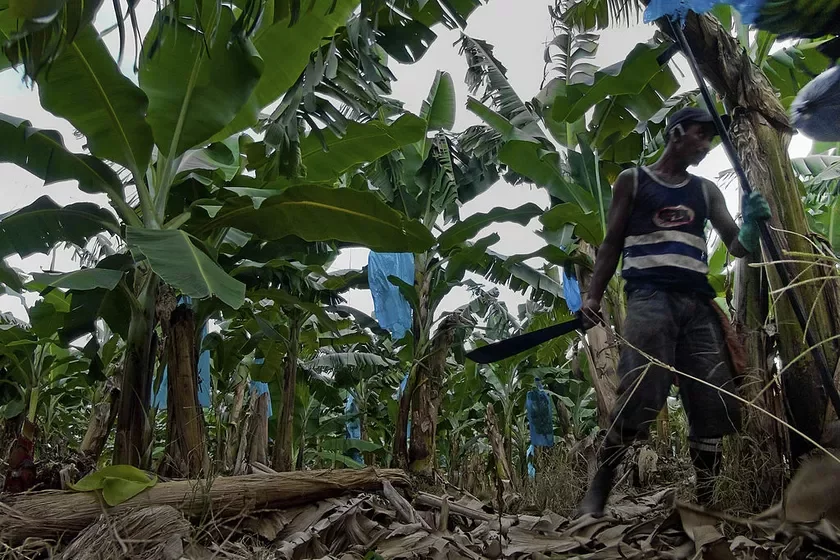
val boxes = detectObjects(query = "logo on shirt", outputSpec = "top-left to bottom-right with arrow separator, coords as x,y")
653,205 -> 695,228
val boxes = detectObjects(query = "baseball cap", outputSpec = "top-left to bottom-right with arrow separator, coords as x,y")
665,107 -> 732,137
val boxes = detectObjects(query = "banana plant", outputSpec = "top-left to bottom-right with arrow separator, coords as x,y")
0,0 -> 446,467
361,70 -> 577,473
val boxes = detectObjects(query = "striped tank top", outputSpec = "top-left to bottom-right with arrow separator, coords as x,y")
621,167 -> 715,297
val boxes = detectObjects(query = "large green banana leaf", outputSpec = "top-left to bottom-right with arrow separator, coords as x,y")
213,0 -> 362,140
0,113 -> 122,196
140,6 -> 263,158
199,185 -> 435,253
36,25 -> 153,173
126,228 -> 246,309
0,196 -> 120,259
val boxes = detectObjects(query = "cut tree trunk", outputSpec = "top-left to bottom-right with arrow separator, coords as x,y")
273,318 -> 300,472
0,468 -> 410,545
57,506 -> 191,560
79,379 -> 120,462
114,277 -> 159,467
408,314 -> 460,476
668,11 -> 840,461
160,305 -> 209,478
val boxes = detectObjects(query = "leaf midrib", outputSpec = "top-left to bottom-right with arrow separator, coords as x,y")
71,41 -> 139,174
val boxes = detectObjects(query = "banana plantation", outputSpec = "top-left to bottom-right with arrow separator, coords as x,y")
1,0 -> 839,557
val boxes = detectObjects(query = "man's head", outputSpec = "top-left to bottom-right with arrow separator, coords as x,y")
664,107 -> 731,167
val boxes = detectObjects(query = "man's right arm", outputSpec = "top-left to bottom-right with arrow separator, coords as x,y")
579,169 -> 636,328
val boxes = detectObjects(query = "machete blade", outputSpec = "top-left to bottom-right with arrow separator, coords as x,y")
466,317 -> 584,364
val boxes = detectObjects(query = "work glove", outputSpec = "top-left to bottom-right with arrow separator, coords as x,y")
738,192 -> 771,253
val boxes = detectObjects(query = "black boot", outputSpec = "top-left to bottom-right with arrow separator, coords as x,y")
575,441 -> 628,517
690,446 -> 722,507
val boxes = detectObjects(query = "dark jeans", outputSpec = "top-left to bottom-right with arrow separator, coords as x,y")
607,289 -> 741,444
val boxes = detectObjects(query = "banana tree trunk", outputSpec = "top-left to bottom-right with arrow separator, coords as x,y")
247,390 -> 270,467
273,317 -> 301,472
160,305 -> 209,477
670,12 -> 840,461
393,256 -> 431,470
114,277 -> 158,467
408,315 -> 459,476
79,379 -> 120,462
224,382 -> 246,472
734,253 -> 788,503
575,244 -> 620,427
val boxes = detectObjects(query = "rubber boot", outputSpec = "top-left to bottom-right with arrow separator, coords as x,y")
690,447 -> 722,507
575,441 -> 628,517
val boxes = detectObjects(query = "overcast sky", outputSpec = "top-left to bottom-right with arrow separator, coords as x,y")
0,0 -> 812,324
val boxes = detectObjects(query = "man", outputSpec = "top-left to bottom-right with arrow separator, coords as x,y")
575,107 -> 771,516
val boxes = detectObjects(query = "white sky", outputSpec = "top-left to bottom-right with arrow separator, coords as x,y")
0,0 -> 813,323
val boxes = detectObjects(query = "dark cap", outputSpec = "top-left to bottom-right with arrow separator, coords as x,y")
665,107 -> 732,137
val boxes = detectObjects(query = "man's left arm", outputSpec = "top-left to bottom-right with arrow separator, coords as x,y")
705,180 -> 771,259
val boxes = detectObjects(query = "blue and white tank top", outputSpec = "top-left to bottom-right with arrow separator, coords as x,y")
621,167 -> 715,297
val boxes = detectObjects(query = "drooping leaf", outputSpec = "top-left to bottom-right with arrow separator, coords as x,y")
460,34 -> 545,140
60,287 -> 131,342
300,114 -> 426,182
551,40 -> 673,125
177,138 -> 242,182
499,140 -> 597,211
438,203 -> 544,252
0,113 -> 123,196
320,437 -> 383,453
308,352 -> 397,369
213,0 -> 362,140
70,464 -> 157,506
468,249 -> 564,303
420,71 -> 457,132
126,228 -> 246,309
544,27 -> 599,87
540,203 -> 604,245
31,268 -> 123,291
0,260 -> 24,293
201,185 -> 435,253
0,196 -> 119,259
36,25 -> 153,172
763,42 -> 831,108
140,6 -> 263,157
446,233 -> 500,282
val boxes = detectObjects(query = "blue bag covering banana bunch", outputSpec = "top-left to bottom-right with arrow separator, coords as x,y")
790,65 -> 840,141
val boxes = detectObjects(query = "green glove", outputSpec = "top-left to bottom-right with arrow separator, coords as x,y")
738,192 -> 771,253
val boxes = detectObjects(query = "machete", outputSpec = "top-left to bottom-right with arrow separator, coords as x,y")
466,316 -> 585,364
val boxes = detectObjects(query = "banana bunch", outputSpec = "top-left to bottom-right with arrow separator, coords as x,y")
731,0 -> 840,38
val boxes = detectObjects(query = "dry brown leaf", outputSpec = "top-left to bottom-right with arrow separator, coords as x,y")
676,503 -> 725,552
595,523 -> 631,547
783,455 -> 840,526
504,525 -> 585,555
528,512 -> 568,532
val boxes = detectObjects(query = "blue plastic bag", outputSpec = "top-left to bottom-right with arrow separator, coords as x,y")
728,0 -> 766,24
644,0 -> 723,25
562,269 -> 582,314
344,395 -> 364,464
153,296 -> 211,409
392,374 -> 411,439
527,444 -> 536,479
368,252 -> 414,340
526,379 -> 555,448
791,65 -> 840,142
250,357 -> 273,417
